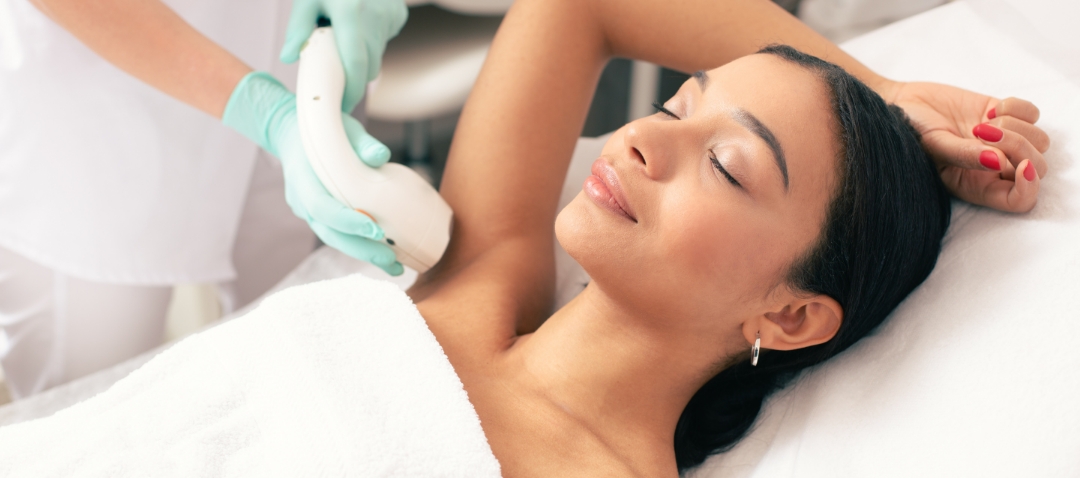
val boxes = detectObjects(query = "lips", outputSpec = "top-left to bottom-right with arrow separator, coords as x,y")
584,157 -> 637,222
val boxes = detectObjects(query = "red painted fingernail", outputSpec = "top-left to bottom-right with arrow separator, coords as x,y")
987,107 -> 997,119
973,123 -> 1004,142
979,151 -> 1000,170
1024,162 -> 1036,181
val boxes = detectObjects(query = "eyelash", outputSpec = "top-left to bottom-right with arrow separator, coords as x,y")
651,102 -> 743,188
652,101 -> 678,119
710,154 -> 741,187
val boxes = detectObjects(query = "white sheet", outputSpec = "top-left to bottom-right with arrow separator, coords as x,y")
689,2 -> 1080,477
0,274 -> 501,477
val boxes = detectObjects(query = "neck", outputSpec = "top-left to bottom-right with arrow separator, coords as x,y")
513,283 -> 733,473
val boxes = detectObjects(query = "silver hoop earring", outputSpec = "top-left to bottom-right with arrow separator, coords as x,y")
751,332 -> 761,366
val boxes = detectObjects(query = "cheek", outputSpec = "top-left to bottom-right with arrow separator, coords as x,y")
556,184 -> 802,321
656,198 -> 793,302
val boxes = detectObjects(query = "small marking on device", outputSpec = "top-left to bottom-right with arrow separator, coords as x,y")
355,209 -> 376,222
386,238 -> 396,246
313,96 -> 320,101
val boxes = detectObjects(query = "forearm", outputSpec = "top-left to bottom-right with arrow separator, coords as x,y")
438,0 -> 608,262
31,0 -> 252,118
413,0 -> 608,322
589,0 -> 895,99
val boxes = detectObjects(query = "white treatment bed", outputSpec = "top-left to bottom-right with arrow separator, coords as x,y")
3,1 -> 1080,476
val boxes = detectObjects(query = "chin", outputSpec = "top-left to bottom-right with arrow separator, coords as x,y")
556,193 -> 640,294
555,194 -> 592,266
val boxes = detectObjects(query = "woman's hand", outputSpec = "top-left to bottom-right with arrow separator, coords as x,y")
881,81 -> 1050,212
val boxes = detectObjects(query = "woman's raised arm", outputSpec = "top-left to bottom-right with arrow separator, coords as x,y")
408,0 -> 607,338
417,0 -> 878,335
420,0 -> 1046,337
433,0 -> 888,268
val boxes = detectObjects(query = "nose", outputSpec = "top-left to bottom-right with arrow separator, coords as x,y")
624,124 -> 648,167
622,118 -> 676,180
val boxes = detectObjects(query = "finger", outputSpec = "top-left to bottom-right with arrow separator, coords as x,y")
990,97 -> 1040,124
342,115 -> 391,167
921,129 -> 1014,175
289,158 -> 386,239
941,163 -> 1037,213
991,115 -> 1051,153
303,185 -> 386,240
329,11 -> 370,113
281,0 -> 322,64
309,222 -> 402,273
984,159 -> 1040,213
382,261 -> 406,277
972,123 -> 1047,178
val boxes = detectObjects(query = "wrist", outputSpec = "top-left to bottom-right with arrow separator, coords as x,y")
222,71 -> 295,156
868,76 -> 903,104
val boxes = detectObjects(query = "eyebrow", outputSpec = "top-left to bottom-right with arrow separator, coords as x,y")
731,109 -> 789,190
693,70 -> 708,90
694,70 -> 789,191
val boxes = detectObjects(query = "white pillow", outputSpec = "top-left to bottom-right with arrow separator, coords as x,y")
687,2 -> 1080,477
797,0 -> 947,42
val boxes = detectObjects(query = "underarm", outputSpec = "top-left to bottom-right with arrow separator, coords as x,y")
410,0 -> 609,333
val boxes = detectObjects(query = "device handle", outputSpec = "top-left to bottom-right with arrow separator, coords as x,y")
297,27 -> 386,211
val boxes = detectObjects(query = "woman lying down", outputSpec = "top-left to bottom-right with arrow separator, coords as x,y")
0,0 -> 1050,476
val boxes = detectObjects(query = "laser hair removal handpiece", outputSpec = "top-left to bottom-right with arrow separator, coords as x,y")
297,27 -> 452,273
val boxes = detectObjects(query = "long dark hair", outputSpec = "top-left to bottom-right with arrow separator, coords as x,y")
673,45 -> 952,471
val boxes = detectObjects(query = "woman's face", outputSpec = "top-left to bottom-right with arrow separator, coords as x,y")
556,54 -> 839,333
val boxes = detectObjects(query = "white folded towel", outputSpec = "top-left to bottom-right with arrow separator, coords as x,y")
0,275 -> 502,478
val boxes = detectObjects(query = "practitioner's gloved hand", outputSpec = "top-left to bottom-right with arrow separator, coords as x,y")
883,81 -> 1050,213
223,71 -> 404,276
280,0 -> 408,113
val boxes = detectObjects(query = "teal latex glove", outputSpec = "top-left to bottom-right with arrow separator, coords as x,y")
280,0 -> 408,113
224,71 -> 404,276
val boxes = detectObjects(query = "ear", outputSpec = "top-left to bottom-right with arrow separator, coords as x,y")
741,294 -> 843,351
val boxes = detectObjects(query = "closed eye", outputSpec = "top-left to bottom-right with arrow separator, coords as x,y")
710,153 -> 742,188
654,102 -> 741,189
653,102 -> 679,119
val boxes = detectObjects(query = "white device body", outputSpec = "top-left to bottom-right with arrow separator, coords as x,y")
297,27 -> 452,273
